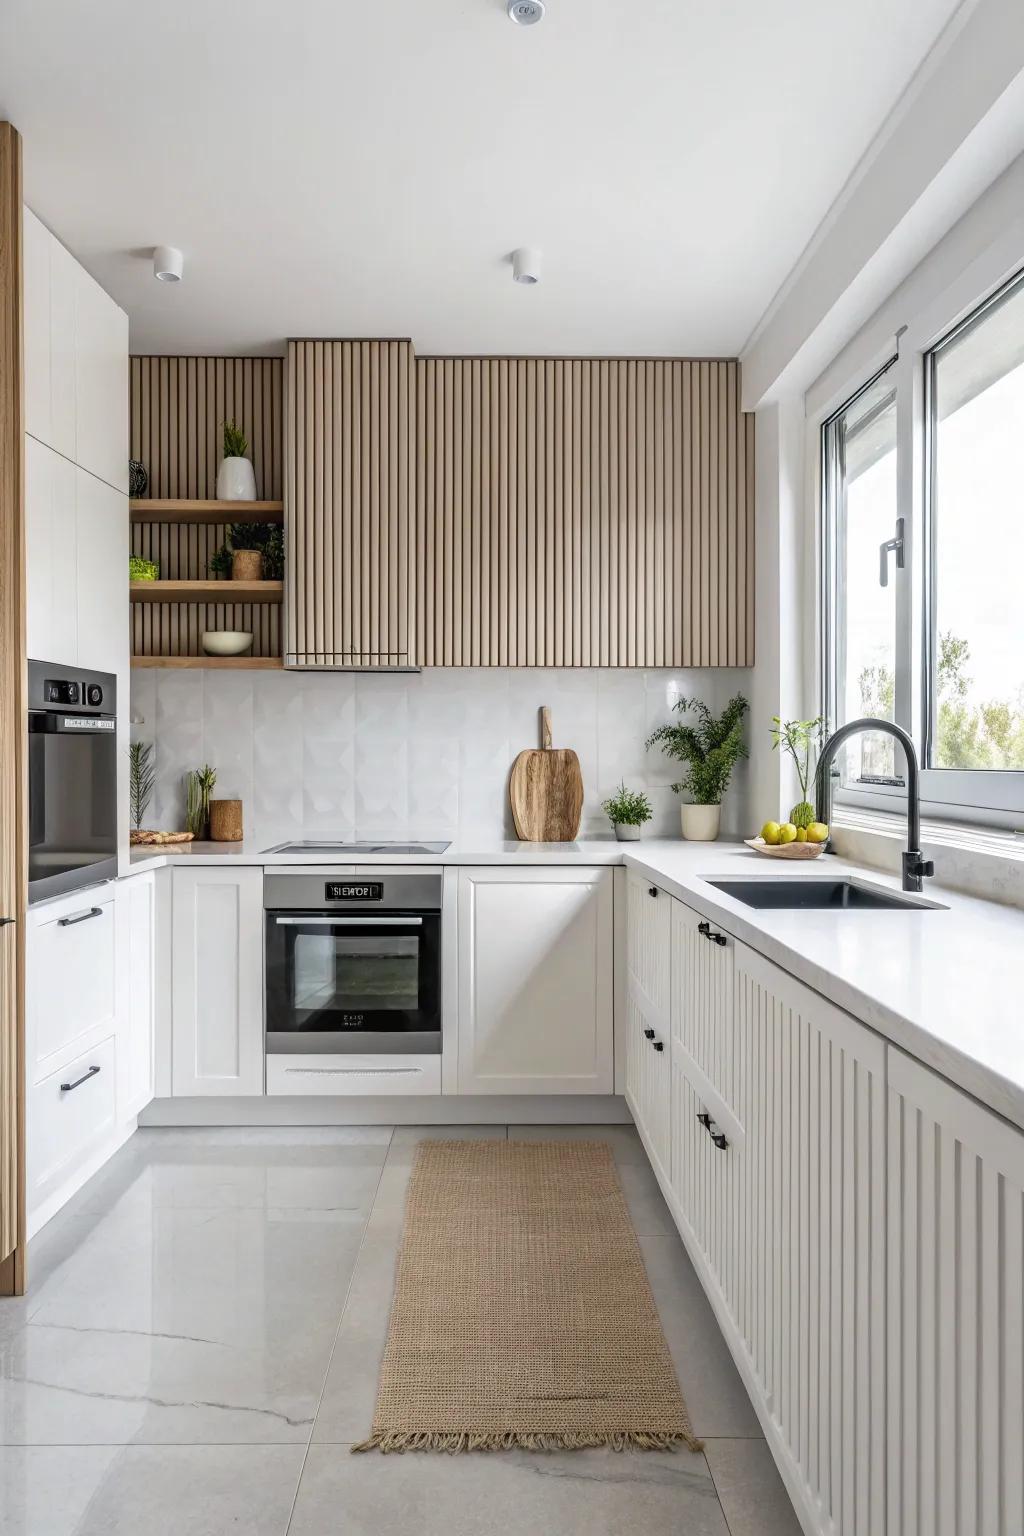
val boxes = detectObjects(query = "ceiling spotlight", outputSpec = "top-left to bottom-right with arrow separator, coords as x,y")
507,0 -> 545,24
512,248 -> 542,285
152,245 -> 183,283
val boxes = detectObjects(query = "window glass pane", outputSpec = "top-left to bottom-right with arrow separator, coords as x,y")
932,275 -> 1024,770
824,369 -> 898,780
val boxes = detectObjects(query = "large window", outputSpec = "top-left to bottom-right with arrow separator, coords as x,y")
821,361 -> 899,783
821,264 -> 1024,824
926,272 -> 1024,776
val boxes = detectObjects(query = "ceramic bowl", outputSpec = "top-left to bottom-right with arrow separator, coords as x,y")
201,630 -> 253,657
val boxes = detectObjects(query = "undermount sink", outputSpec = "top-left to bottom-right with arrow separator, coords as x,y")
706,878 -> 944,911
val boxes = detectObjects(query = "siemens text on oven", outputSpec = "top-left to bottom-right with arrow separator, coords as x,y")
325,882 -> 384,901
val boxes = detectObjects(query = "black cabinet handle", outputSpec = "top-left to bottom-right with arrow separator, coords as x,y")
711,1130 -> 729,1151
696,1111 -> 711,1130
698,919 -> 727,947
643,1028 -> 655,1040
60,1065 -> 100,1093
652,1040 -> 664,1052
58,906 -> 103,928
0,916 -> 14,927
648,886 -> 658,898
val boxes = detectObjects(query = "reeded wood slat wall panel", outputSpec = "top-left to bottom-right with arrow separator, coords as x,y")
285,340 -> 414,666
0,122 -> 26,1291
129,356 -> 283,659
415,357 -> 753,667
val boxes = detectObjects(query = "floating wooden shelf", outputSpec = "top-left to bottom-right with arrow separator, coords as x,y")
130,579 -> 284,603
130,499 -> 284,524
131,655 -> 284,670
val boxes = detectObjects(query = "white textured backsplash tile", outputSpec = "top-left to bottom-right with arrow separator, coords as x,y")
133,668 -> 754,844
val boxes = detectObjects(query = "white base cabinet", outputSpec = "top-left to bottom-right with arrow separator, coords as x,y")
626,879 -> 1024,1536
171,868 -> 265,1097
457,867 -> 613,1095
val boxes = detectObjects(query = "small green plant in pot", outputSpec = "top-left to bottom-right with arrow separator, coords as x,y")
129,556 -> 159,581
770,715 -> 826,831
646,694 -> 749,841
216,418 -> 257,503
602,782 -> 653,842
184,764 -> 217,840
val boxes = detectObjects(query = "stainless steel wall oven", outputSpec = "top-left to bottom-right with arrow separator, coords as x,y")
28,660 -> 118,904
264,871 -> 442,1054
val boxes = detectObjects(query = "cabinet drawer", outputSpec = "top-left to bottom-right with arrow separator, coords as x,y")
266,1054 -> 441,1097
29,1034 -> 117,1197
30,894 -> 116,1072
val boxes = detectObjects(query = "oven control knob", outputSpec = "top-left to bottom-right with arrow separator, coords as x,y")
86,684 -> 103,707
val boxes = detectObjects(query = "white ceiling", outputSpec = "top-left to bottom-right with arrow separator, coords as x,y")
0,0 -> 963,358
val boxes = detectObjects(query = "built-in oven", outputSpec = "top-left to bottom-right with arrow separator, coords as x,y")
264,871 -> 442,1054
28,660 -> 118,905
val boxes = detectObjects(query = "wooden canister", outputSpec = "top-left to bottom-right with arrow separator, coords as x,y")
209,799 -> 243,842
231,549 -> 263,581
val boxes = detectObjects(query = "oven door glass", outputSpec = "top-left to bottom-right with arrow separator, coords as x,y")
28,716 -> 118,900
265,913 -> 441,1054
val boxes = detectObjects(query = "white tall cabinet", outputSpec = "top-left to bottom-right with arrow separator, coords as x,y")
457,867 -> 613,1095
171,868 -> 265,1097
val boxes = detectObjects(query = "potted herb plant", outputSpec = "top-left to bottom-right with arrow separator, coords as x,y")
184,764 -> 217,840
602,782 -> 653,841
216,419 -> 257,504
646,694 -> 749,841
129,556 -> 159,581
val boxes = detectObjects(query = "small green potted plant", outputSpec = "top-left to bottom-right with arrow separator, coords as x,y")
184,764 -> 217,840
129,556 -> 159,582
646,694 -> 749,841
602,782 -> 653,842
216,419 -> 257,503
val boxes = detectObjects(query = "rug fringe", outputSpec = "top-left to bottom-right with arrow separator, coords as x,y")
351,1429 -> 704,1455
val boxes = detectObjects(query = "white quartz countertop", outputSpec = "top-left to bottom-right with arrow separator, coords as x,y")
128,836 -> 1024,1133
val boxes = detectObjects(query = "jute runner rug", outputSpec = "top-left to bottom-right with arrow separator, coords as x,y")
354,1138 -> 701,1454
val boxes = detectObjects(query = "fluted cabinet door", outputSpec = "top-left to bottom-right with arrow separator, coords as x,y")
887,1048 -> 1024,1536
286,339 -> 415,667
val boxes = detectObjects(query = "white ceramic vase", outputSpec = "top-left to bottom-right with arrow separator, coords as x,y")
216,456 -> 257,501
614,823 -> 641,841
680,803 -> 721,841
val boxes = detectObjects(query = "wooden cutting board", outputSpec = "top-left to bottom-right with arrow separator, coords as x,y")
509,707 -> 584,842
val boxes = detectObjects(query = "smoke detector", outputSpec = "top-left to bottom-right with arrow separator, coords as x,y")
507,0 -> 545,24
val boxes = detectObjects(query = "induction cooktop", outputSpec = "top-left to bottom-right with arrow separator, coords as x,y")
260,840 -> 451,855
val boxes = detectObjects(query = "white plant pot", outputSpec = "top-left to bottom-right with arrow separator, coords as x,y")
680,803 -> 721,841
216,456 -> 257,502
614,823 -> 641,841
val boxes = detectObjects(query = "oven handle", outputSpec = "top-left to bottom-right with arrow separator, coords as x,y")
272,915 -> 424,927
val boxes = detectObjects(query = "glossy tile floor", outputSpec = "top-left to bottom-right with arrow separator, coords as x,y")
0,1126 -> 801,1535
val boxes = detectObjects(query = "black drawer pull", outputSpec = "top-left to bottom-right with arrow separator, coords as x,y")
696,1111 -> 711,1131
0,916 -> 15,927
652,1040 -> 664,1052
648,886 -> 658,897
60,1064 -> 100,1093
58,906 -> 103,928
643,1028 -> 655,1040
697,919 -> 727,947
711,1129 -> 729,1151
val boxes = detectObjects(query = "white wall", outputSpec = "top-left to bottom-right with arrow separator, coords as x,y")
130,666 -> 756,847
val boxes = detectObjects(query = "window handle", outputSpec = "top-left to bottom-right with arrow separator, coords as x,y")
879,517 -> 905,587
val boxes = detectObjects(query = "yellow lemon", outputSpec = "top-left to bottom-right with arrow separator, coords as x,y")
760,821 -> 781,845
807,822 -> 829,844
778,822 -> 798,844
796,827 -> 807,842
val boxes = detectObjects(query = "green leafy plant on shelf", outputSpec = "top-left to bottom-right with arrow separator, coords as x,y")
601,783 -> 653,827
769,715 -> 827,828
184,764 -> 217,839
209,523 -> 283,580
129,556 -> 159,581
208,544 -> 233,579
646,694 -> 749,805
222,419 -> 249,459
128,741 -> 155,832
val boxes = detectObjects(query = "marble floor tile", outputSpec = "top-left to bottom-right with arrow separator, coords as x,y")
704,1437 -> 804,1535
638,1232 -> 762,1439
290,1442 -> 730,1536
0,1444 -> 303,1536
